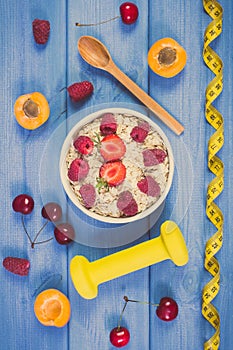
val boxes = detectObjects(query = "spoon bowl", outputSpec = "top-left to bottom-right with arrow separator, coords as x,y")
78,35 -> 184,135
78,36 -> 111,69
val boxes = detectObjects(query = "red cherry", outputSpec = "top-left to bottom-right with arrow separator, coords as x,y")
120,2 -> 139,24
12,194 -> 34,215
76,2 -> 138,27
41,202 -> 62,222
156,297 -> 178,321
54,223 -> 75,245
110,326 -> 130,348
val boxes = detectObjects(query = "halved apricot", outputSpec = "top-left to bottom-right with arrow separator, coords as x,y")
14,92 -> 50,130
148,38 -> 187,78
34,289 -> 71,327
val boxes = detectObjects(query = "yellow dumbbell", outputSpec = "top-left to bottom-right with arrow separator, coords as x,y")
70,220 -> 189,299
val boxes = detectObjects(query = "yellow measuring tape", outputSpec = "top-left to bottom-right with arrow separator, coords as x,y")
202,1 -> 223,349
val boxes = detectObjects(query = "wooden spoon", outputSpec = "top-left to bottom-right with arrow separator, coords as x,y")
78,36 -> 184,135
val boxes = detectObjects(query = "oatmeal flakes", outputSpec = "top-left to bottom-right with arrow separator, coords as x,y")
65,112 -> 171,219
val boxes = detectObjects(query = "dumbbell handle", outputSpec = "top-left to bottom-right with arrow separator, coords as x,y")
91,235 -> 168,284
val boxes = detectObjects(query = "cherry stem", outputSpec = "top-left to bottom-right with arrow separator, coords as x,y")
123,296 -> 159,307
116,296 -> 159,330
21,216 -> 53,249
21,215 -> 33,245
117,299 -> 128,330
31,220 -> 49,247
75,15 -> 120,27
32,236 -> 54,247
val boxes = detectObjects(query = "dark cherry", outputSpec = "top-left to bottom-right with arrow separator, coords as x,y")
120,2 -> 139,24
12,194 -> 34,215
41,202 -> 62,222
110,326 -> 130,348
156,297 -> 178,321
54,223 -> 75,245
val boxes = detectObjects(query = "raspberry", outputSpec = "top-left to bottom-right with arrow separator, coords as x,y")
32,19 -> 50,44
139,121 -> 150,132
130,121 -> 150,143
67,81 -> 94,102
3,257 -> 30,276
100,113 -> 117,135
67,158 -> 89,181
137,176 -> 161,197
117,191 -> 133,211
79,184 -> 96,208
142,148 -> 167,166
123,200 -> 138,217
74,136 -> 94,155
117,191 -> 138,217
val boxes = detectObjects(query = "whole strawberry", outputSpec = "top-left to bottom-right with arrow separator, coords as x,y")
32,19 -> 50,44
67,81 -> 94,102
3,257 -> 30,276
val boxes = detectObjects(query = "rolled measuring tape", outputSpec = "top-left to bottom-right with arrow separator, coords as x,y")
202,1 -> 223,349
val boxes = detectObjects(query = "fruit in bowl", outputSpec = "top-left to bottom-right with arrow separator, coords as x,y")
60,108 -> 174,224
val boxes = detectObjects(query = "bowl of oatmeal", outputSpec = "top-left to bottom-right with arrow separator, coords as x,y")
59,108 -> 174,224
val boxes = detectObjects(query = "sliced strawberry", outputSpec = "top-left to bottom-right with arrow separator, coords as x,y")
99,161 -> 126,186
100,134 -> 126,161
3,257 -> 30,276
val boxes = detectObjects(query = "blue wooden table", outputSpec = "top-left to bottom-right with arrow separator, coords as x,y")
0,1 -> 231,349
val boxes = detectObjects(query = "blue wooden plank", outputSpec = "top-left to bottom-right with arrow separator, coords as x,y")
67,1 -> 151,349
148,0 -> 228,349
148,0 -> 207,347
213,2 -> 233,350
0,1 -> 68,350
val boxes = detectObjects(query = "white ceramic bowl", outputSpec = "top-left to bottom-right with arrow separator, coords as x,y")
59,108 -> 174,224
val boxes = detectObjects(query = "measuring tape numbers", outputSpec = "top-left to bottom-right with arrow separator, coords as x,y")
202,1 -> 223,349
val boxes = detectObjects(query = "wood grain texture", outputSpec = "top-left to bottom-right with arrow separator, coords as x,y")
67,1 -> 150,349
0,0 -> 232,349
148,2 -> 206,349
0,1 -> 68,350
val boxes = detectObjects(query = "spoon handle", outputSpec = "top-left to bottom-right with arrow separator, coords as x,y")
107,62 -> 184,135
